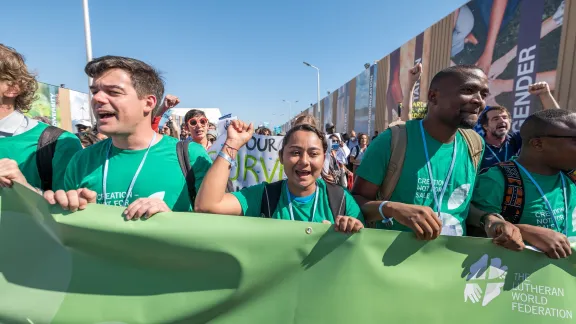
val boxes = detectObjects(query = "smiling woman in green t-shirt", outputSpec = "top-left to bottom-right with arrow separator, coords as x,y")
195,120 -> 364,232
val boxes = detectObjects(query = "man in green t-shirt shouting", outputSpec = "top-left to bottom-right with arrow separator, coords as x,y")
352,65 -> 522,250
43,56 -> 212,219
472,109 -> 576,259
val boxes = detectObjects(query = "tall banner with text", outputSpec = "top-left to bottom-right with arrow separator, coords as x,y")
26,82 -> 61,127
336,83 -> 350,133
354,65 -> 377,135
1,184 -> 575,323
451,0 -> 564,132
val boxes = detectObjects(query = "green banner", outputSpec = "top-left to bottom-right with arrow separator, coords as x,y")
1,184 -> 575,323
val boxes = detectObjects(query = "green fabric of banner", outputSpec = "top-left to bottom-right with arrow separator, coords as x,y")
1,184 -> 575,323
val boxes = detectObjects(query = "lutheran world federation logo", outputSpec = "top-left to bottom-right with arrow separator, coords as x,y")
464,254 -> 508,306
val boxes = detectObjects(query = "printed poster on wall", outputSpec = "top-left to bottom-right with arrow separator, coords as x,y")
322,92 -> 334,129
69,90 -> 91,131
451,0 -> 564,132
26,82 -> 60,127
386,32 -> 431,125
336,83 -> 349,133
354,65 -> 378,136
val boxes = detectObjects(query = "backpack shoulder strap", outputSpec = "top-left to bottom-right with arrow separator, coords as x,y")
378,124 -> 407,201
496,161 -> 525,224
260,180 -> 284,218
325,182 -> 346,219
176,141 -> 196,204
458,128 -> 483,171
36,126 -> 65,191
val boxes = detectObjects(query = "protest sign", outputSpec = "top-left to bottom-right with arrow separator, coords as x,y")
1,183 -> 575,323
411,101 -> 428,119
208,133 -> 286,190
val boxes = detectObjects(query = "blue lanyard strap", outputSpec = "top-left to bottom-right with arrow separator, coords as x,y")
286,181 -> 319,222
514,161 -> 568,235
102,133 -> 157,206
486,142 -> 508,163
419,120 -> 457,216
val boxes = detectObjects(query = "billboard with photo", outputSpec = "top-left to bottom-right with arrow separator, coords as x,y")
450,0 -> 565,132
322,92 -> 335,129
68,90 -> 91,131
354,65 -> 378,135
336,83 -> 349,133
386,32 -> 431,124
26,82 -> 60,127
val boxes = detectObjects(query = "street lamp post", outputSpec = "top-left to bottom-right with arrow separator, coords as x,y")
303,62 -> 320,120
282,99 -> 298,127
82,0 -> 95,124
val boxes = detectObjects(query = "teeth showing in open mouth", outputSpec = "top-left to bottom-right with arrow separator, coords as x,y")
296,170 -> 311,177
98,113 -> 115,119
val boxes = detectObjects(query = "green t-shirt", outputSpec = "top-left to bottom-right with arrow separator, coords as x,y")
472,164 -> 576,242
0,123 -> 82,190
231,178 -> 364,224
356,120 -> 483,235
64,136 -> 212,211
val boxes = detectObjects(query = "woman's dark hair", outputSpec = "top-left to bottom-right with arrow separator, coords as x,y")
279,124 -> 327,157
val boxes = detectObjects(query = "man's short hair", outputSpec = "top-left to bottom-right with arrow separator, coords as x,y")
478,105 -> 511,127
520,109 -> 576,141
0,44 -> 38,113
429,64 -> 483,91
184,109 -> 206,123
85,55 -> 165,115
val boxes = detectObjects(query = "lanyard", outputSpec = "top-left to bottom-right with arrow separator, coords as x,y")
486,142 -> 508,163
514,161 -> 568,235
102,133 -> 157,206
286,181 -> 319,222
419,120 -> 458,216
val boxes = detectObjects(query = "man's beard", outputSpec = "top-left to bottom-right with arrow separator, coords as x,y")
490,128 -> 508,139
458,117 -> 477,129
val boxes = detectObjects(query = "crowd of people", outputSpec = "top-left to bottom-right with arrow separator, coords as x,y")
1,42 -> 575,259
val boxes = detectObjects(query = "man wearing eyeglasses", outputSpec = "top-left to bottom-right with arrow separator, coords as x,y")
185,109 -> 211,150
42,55 -> 212,220
477,82 -> 559,172
472,109 -> 576,259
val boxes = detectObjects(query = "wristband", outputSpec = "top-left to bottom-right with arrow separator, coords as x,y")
218,151 -> 237,168
379,201 -> 393,225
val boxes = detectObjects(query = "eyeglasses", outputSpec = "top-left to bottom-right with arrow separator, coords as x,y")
188,117 -> 208,127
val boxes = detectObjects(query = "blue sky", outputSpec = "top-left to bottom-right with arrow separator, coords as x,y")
2,0 -> 466,127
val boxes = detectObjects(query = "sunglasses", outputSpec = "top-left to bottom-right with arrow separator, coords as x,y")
188,117 -> 208,127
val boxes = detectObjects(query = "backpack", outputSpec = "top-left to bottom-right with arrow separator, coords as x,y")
176,140 -> 234,205
36,126 -> 65,191
376,123 -> 483,201
496,162 -> 576,224
260,180 -> 346,219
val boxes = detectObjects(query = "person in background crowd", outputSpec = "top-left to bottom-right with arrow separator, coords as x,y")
371,131 -> 378,141
472,109 -> 576,259
478,81 -> 559,172
346,130 -> 358,149
77,131 -> 101,148
257,127 -> 272,136
0,44 -> 82,192
184,109 -> 210,149
151,94 -> 180,132
352,65 -> 522,250
160,119 -> 179,139
74,119 -> 92,134
208,122 -> 216,131
42,55 -> 212,218
206,129 -> 217,148
327,134 -> 351,187
349,133 -> 368,173
195,120 -> 364,232
325,122 -> 335,135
